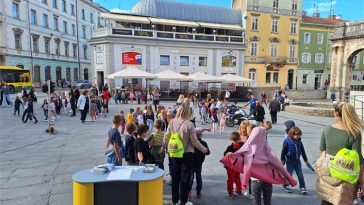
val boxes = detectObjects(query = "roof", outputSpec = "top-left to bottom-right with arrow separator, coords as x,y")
130,0 -> 242,25
302,16 -> 346,25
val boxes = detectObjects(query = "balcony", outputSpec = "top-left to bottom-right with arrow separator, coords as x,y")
245,56 -> 298,65
93,27 -> 245,44
245,56 -> 266,63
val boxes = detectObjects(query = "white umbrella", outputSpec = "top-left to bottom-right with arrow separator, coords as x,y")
155,70 -> 192,81
189,72 -> 222,83
221,73 -> 253,83
107,67 -> 156,79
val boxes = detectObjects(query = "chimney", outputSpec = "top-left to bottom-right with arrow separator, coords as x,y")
313,12 -> 320,18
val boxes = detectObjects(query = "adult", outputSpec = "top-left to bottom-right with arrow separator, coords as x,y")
330,91 -> 336,103
261,91 -> 268,106
269,97 -> 280,124
1,82 -> 11,107
163,103 -> 209,205
0,82 -> 3,106
28,87 -> 37,103
136,90 -> 141,104
344,89 -> 350,102
225,89 -> 230,102
77,90 -> 90,123
102,87 -> 111,113
317,102 -> 364,205
254,101 -> 265,126
69,88 -> 77,116
243,95 -> 257,116
152,88 -> 160,111
74,88 -> 80,103
22,87 -> 28,102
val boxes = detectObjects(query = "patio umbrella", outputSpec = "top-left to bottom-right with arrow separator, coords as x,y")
189,72 -> 222,83
221,74 -> 253,83
155,70 -> 192,81
107,67 -> 156,79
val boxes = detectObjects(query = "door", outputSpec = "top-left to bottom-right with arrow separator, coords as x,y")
97,71 -> 104,89
314,73 -> 322,90
56,67 -> 62,85
287,69 -> 294,89
83,68 -> 89,80
33,66 -> 41,87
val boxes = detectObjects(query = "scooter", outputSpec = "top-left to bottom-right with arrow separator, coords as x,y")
225,108 -> 254,127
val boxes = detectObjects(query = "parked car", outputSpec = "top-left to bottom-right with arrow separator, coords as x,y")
72,80 -> 92,89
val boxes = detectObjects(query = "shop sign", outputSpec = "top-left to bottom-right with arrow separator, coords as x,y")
122,52 -> 142,65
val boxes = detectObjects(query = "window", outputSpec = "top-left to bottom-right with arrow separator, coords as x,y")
251,17 -> 259,31
199,57 -> 207,66
90,13 -> 93,24
82,26 -> 86,39
248,68 -> 256,81
42,0 -> 47,4
290,21 -> 297,34
317,33 -> 324,44
301,53 -> 311,63
273,72 -> 279,83
72,43 -> 77,58
71,4 -> 75,16
66,68 -> 71,81
353,75 -> 357,80
55,39 -> 61,55
265,72 -> 271,83
180,56 -> 189,66
64,42 -> 69,57
270,43 -> 278,57
81,9 -> 85,20
43,14 -> 48,28
302,74 -> 308,84
62,0 -> 67,12
53,16 -> 59,31
32,35 -> 39,52
97,17 -> 101,27
289,44 -> 295,58
62,21 -> 67,33
44,37 -> 50,54
271,19 -> 278,33
315,53 -> 324,64
52,0 -> 57,9
273,0 -> 279,8
304,32 -> 311,44
250,42 -> 258,56
12,2 -> 19,19
292,0 -> 297,10
30,10 -> 37,25
45,66 -> 51,80
14,33 -> 22,50
71,24 -> 76,36
83,45 -> 87,59
160,55 -> 170,65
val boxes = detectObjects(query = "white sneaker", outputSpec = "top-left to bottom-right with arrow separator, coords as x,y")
185,202 -> 193,205
243,190 -> 253,199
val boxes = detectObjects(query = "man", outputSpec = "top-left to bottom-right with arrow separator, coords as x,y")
77,90 -> 90,123
69,88 -> 77,116
269,97 -> 280,124
243,95 -> 257,116
254,101 -> 265,126
225,90 -> 230,102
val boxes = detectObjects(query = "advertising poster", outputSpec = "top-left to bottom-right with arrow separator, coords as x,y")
122,52 -> 142,65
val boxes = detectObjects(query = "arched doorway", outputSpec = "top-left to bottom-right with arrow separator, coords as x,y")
83,68 -> 89,80
287,69 -> 294,90
33,66 -> 41,87
45,66 -> 51,81
345,49 -> 364,91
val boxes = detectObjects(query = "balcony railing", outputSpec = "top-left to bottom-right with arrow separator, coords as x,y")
246,56 -> 298,64
93,27 -> 245,44
247,5 -> 302,17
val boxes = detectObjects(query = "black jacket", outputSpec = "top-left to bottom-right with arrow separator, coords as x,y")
269,100 -> 281,112
125,134 -> 136,164
254,105 -> 265,122
224,142 -> 244,156
194,138 -> 210,165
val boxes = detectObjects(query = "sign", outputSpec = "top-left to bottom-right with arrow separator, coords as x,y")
222,55 -> 237,67
112,29 -> 132,35
195,35 -> 214,41
175,33 -> 193,40
122,52 -> 142,65
157,32 -> 173,38
134,30 -> 153,37
216,36 -> 229,42
96,45 -> 103,65
230,37 -> 244,42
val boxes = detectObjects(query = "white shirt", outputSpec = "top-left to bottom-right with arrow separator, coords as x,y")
225,91 -> 230,98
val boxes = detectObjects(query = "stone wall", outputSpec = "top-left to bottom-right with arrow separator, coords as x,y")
285,102 -> 334,117
250,88 -> 327,100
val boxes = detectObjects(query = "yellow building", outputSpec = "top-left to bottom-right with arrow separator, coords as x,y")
233,0 -> 302,89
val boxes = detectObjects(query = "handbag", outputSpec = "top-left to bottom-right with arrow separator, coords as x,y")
313,152 -> 342,186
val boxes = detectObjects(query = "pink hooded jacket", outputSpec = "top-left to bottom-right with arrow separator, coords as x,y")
220,127 -> 297,189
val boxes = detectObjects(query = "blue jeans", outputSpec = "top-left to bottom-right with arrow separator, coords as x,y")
286,161 -> 306,188
147,119 -> 154,132
107,146 -> 124,166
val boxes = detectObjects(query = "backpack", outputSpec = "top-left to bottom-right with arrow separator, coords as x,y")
285,138 -> 299,161
330,148 -> 360,184
168,120 -> 187,158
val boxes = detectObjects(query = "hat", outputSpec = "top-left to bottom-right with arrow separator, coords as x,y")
284,120 -> 295,132
195,127 -> 205,135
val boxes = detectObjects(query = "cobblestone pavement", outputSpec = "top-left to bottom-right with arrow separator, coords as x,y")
0,96 -> 335,205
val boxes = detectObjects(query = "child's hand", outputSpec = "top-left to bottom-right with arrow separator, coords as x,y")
226,152 -> 233,157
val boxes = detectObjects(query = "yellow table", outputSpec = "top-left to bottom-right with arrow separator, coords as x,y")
72,166 -> 164,205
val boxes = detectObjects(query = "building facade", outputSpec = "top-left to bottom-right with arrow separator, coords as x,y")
297,14 -> 344,90
233,0 -> 302,89
91,0 -> 245,91
0,0 -> 107,87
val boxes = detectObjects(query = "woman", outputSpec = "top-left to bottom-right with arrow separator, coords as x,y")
239,120 -> 250,143
77,90 -> 90,123
318,102 -> 364,205
152,88 -> 160,111
176,94 -> 184,106
69,88 -> 76,116
163,103 -> 209,205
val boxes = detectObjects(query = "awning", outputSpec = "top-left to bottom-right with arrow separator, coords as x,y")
107,67 -> 156,79
197,22 -> 243,30
148,17 -> 199,27
189,72 -> 222,83
101,13 -> 150,24
155,70 -> 192,81
221,74 -> 253,83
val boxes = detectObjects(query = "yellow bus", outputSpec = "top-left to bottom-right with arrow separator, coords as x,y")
0,66 -> 32,92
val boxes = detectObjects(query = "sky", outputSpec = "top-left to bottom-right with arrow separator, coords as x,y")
93,0 -> 364,21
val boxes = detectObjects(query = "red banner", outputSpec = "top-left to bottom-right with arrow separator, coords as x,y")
122,52 -> 142,65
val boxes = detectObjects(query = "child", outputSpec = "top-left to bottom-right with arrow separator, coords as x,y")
137,110 -> 144,125
211,105 -> 218,133
263,120 -> 272,131
125,123 -> 137,165
49,98 -> 57,121
134,107 -> 141,125
101,95 -> 107,117
189,127 -> 210,199
135,124 -> 155,165
129,91 -> 135,104
224,131 -> 245,199
220,109 -> 227,134
14,96 -> 23,116
41,99 -> 48,120
90,96 -> 98,122
126,108 -> 134,124
149,120 -> 165,169
201,101 -> 208,125
119,111 -> 126,135
61,93 -> 68,115
280,126 -> 309,194
96,96 -> 102,114
105,115 -> 125,166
